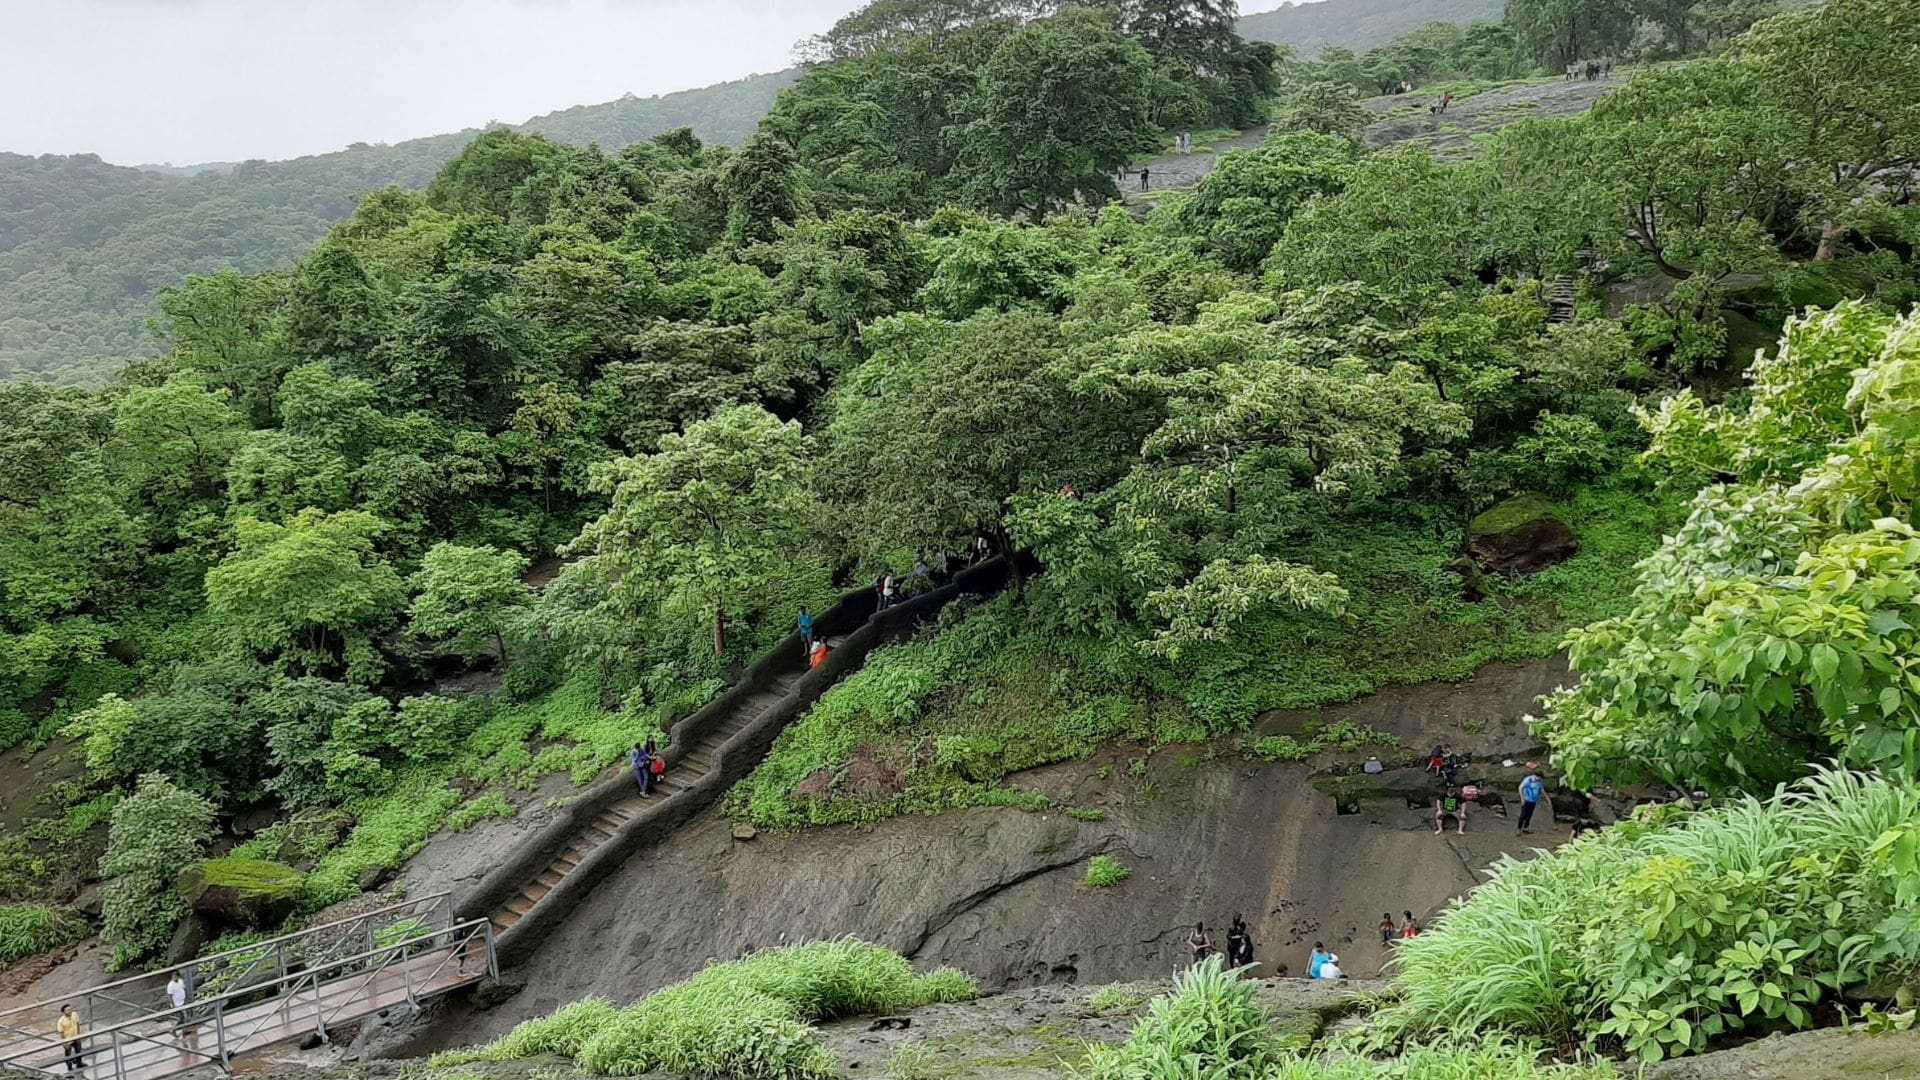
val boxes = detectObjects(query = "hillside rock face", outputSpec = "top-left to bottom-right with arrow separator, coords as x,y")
407,658 -> 1573,1054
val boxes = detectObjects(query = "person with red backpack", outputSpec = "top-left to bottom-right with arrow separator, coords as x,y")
632,737 -> 662,798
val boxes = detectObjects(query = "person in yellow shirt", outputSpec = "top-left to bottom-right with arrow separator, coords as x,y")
57,1004 -> 84,1073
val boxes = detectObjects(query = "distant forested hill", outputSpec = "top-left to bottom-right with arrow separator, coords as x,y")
0,70 -> 799,385
1238,0 -> 1506,52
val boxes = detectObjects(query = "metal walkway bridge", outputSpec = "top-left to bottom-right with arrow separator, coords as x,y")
0,893 -> 494,1080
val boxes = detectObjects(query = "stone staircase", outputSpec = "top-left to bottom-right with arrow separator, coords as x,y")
458,558 -> 1018,967
1544,276 -> 1578,324
488,648 -> 838,937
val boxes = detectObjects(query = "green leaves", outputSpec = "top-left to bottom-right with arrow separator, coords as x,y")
1544,305 -> 1920,791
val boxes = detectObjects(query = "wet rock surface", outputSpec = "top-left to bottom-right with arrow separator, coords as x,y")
408,658 -> 1576,1053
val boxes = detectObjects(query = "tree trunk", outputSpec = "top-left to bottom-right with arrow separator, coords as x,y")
712,606 -> 726,656
494,631 -> 510,668
1814,219 -> 1846,261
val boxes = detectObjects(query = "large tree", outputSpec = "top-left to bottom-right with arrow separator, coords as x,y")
570,406 -> 815,655
958,12 -> 1160,218
1503,0 -> 1636,69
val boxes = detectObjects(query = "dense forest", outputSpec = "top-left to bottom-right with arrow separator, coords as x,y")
2,0 -> 1771,387
3,0 -> 1920,1066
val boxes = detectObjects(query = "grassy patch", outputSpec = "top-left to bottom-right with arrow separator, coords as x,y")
435,940 -> 976,1080
0,904 -> 88,968
1084,855 -> 1129,887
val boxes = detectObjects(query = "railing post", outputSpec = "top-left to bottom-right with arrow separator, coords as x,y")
312,974 -> 326,1041
486,922 -> 499,980
214,996 -> 228,1068
109,1028 -> 124,1080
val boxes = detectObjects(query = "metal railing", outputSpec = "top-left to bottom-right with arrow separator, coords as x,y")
0,894 -> 490,1080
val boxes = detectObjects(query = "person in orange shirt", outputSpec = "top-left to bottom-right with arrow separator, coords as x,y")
809,639 -> 829,669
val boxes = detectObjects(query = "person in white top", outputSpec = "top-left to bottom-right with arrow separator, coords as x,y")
1316,955 -> 1345,980
166,973 -> 192,1045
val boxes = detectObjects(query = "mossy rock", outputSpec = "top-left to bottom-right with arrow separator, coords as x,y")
178,858 -> 304,929
1465,494 -> 1578,574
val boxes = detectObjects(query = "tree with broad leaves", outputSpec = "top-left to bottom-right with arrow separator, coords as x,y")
569,406 -> 815,656
408,543 -> 533,665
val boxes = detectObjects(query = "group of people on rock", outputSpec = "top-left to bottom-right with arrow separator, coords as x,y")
1186,915 -> 1257,968
1567,59 -> 1614,81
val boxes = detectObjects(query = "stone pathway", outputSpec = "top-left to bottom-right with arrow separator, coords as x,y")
1119,75 -> 1624,211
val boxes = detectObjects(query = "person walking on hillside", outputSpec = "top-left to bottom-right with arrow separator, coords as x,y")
1187,923 -> 1215,964
58,1004 -> 83,1073
1517,771 -> 1545,833
797,606 -> 814,657
631,740 -> 654,798
1603,59 -> 1614,78
1140,167 -> 1150,191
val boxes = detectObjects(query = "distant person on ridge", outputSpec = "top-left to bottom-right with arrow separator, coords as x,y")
1517,771 -> 1545,833
1140,167 -> 1150,190
1187,923 -> 1214,964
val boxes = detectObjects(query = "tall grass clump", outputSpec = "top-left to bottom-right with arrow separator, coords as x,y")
435,940 -> 976,1079
1075,956 -> 1278,1080
1376,767 -> 1920,1061
0,904 -> 89,968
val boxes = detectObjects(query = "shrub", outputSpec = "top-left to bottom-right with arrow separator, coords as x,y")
436,940 -> 977,1080
100,774 -> 217,969
1075,956 -> 1278,1080
1065,807 -> 1106,822
1085,855 -> 1130,888
192,857 -> 305,898
448,792 -> 515,831
1376,768 -> 1920,1062
0,904 -> 88,968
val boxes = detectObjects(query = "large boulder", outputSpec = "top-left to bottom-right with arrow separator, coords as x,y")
178,857 -> 305,930
1464,495 -> 1579,574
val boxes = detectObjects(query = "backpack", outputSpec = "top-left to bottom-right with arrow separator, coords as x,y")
651,757 -> 665,775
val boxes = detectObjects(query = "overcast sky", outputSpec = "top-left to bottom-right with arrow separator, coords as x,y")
2,0 -> 1313,166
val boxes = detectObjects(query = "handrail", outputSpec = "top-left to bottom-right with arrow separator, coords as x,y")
0,917 -> 492,1076
0,891 -> 455,1029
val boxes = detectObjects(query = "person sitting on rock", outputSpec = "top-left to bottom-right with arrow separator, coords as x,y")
1226,915 -> 1253,967
1308,941 -> 1331,978
1316,953 -> 1346,980
1435,784 -> 1467,835
1379,912 -> 1397,944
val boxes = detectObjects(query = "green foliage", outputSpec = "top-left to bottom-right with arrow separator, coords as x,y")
1375,768 -> 1920,1061
1252,721 -> 1397,763
0,904 -> 89,968
1272,81 -> 1372,139
205,510 -> 406,683
301,769 -> 463,910
1266,1039 -> 1613,1080
408,543 -> 533,665
437,940 -> 977,1080
448,793 -> 516,832
100,775 -> 217,969
1065,807 -> 1107,822
1542,304 -> 1920,791
1085,855 -> 1130,887
1075,956 -> 1278,1080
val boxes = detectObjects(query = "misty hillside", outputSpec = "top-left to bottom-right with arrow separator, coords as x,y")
5,3 -> 1506,386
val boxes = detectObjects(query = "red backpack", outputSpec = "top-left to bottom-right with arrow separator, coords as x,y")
651,757 -> 665,775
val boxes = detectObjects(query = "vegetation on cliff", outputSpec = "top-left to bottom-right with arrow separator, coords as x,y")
0,0 -> 1914,995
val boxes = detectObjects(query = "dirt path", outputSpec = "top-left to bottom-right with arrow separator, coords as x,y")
1120,75 -> 1623,211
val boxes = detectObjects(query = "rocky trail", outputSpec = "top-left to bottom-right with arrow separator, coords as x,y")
1120,74 -> 1623,211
